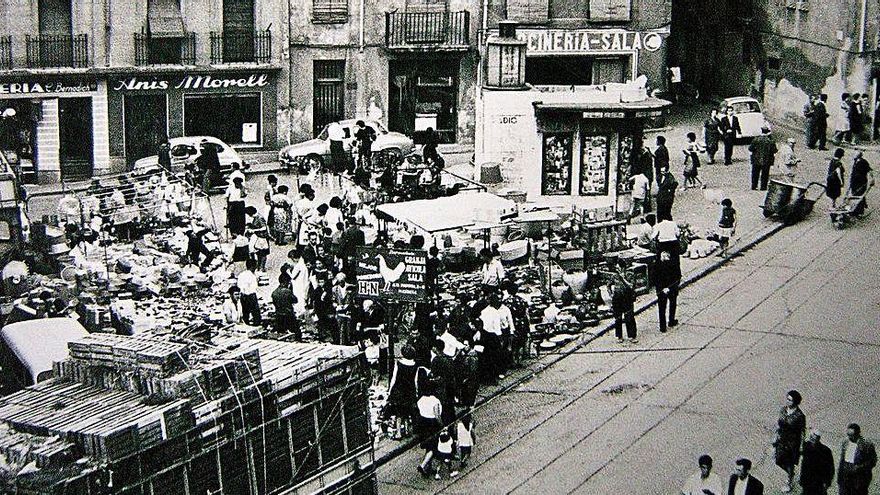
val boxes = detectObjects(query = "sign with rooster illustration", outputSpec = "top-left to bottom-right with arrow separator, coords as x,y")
355,247 -> 427,302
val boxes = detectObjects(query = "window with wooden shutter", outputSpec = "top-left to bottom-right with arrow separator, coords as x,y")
588,0 -> 631,22
406,0 -> 448,12
312,0 -> 348,24
549,0 -> 587,21
507,0 -> 550,24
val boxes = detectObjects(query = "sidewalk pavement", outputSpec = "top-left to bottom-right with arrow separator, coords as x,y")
369,102 -> 880,467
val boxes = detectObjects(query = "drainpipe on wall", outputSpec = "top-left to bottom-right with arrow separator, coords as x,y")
858,0 -> 868,53
104,0 -> 111,66
475,0 -> 489,164
359,0 -> 365,53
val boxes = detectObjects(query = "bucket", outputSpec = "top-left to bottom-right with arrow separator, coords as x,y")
480,162 -> 503,184
763,179 -> 796,217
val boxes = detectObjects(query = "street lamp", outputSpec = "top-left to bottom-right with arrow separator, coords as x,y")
484,21 -> 527,89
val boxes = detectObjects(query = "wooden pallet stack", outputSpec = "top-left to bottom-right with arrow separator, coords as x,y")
0,337 -> 374,495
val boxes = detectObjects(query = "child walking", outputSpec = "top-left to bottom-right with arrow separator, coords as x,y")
434,429 -> 455,480
682,132 -> 705,189
717,198 -> 737,256
451,415 -> 475,477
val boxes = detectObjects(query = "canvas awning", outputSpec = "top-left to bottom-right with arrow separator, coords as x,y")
376,192 -> 517,233
148,0 -> 186,38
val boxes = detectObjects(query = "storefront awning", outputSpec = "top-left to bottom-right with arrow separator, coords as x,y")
148,0 -> 186,38
533,97 -> 672,119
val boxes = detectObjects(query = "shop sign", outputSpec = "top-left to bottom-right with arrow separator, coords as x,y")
355,247 -> 427,302
517,29 -> 664,55
0,80 -> 97,95
583,111 -> 626,119
113,74 -> 270,91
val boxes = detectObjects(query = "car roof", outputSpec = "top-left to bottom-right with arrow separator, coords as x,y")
168,136 -> 226,146
722,96 -> 759,104
1,317 -> 88,383
334,119 -> 384,127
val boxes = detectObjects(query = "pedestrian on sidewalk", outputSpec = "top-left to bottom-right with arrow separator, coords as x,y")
704,109 -> 722,164
416,381 -> 443,477
237,259 -> 261,326
638,143 -> 655,211
655,136 -> 670,179
610,259 -> 637,344
826,149 -> 846,208
433,429 -> 455,480
719,106 -> 742,165
849,152 -> 874,216
814,94 -> 830,150
655,166 -> 678,221
833,93 -> 852,145
717,198 -> 737,256
838,423 -> 877,495
629,170 -> 650,219
225,176 -> 247,236
451,414 -> 475,477
681,454 -> 724,495
800,429 -> 835,495
850,93 -> 865,145
748,127 -> 777,190
778,138 -> 801,179
682,132 -> 705,189
653,242 -> 681,333
773,390 -> 807,493
804,95 -> 817,148
727,458 -> 764,495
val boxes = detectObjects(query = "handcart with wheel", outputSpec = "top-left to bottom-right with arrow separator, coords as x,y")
829,181 -> 874,229
762,179 -> 826,225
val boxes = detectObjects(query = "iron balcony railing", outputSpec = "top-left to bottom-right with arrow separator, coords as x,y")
385,11 -> 470,49
26,34 -> 89,68
0,37 -> 11,70
210,30 -> 272,64
135,33 -> 196,66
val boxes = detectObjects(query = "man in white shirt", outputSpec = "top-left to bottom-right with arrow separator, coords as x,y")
629,172 -> 650,218
681,454 -> 723,495
236,259 -> 261,325
222,286 -> 243,324
228,163 -> 246,185
478,295 -> 514,383
652,217 -> 680,248
480,248 -> 505,294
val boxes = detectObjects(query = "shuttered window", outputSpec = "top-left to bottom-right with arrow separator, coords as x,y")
312,0 -> 349,24
549,0 -> 587,20
313,60 -> 346,136
507,0 -> 550,24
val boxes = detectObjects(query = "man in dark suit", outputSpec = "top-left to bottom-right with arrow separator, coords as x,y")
809,94 -> 830,150
728,458 -> 764,495
838,423 -> 877,495
718,106 -> 742,165
655,165 -> 678,221
748,127 -> 778,190
654,135 -> 670,179
800,429 -> 835,495
653,244 -> 681,333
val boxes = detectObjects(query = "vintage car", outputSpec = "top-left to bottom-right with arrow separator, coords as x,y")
132,136 -> 246,187
278,119 -> 414,171
720,96 -> 772,140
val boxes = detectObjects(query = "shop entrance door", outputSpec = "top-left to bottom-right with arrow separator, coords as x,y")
592,57 -> 629,84
58,97 -> 93,181
313,60 -> 345,136
389,58 -> 459,144
124,94 -> 168,167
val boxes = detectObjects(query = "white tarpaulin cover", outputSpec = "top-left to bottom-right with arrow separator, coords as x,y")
376,192 -> 517,233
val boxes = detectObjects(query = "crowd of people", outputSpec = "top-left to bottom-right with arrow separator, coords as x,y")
681,390 -> 876,495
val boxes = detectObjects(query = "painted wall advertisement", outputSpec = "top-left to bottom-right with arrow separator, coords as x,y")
356,247 -> 427,302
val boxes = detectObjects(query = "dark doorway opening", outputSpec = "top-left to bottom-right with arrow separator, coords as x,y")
389,57 -> 460,144
58,97 -> 93,181
124,94 -> 168,167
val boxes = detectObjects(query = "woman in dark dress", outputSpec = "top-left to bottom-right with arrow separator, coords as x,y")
826,148 -> 846,207
849,151 -> 874,215
385,345 -> 418,439
703,109 -> 721,164
774,390 -> 807,493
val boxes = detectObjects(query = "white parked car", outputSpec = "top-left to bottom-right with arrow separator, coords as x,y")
720,96 -> 772,140
132,136 -> 246,180
278,119 -> 414,171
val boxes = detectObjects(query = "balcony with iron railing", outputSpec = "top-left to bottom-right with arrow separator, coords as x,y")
135,33 -> 196,66
26,34 -> 89,68
385,11 -> 471,50
210,30 -> 272,64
